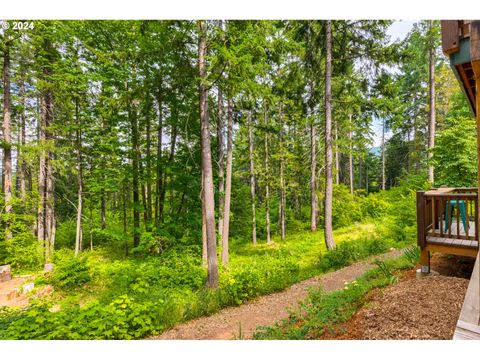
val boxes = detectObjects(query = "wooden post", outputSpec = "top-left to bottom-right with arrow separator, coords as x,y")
417,191 -> 430,273
441,20 -> 460,55
470,20 -> 480,316
420,248 -> 430,274
417,191 -> 426,248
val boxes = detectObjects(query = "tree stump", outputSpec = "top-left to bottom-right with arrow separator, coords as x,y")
0,265 -> 12,282
44,263 -> 54,274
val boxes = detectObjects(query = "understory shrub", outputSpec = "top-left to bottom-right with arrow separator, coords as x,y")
51,250 -> 91,289
0,232 -> 42,271
318,237 -> 390,272
1,205 -> 409,340
0,207 -> 42,272
131,232 -> 172,257
219,257 -> 300,306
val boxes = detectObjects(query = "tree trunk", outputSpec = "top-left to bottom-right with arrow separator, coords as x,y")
155,92 -> 163,226
160,116 -> 177,222
45,135 -> 55,261
358,158 -> 362,189
427,20 -> 436,184
177,191 -> 186,214
38,106 -> 46,248
366,160 -> 369,194
248,111 -> 257,245
18,77 -> 27,203
101,188 -> 106,230
264,101 -> 271,244
324,20 -> 335,250
414,123 -> 420,173
140,161 -> 148,230
146,103 -> 153,229
222,96 -> 233,264
310,117 -> 318,232
89,194 -> 93,251
201,174 -> 207,267
278,105 -> 286,241
38,39 -> 55,261
335,123 -> 340,185
127,82 -> 140,248
75,97 -> 83,257
122,184 -> 127,256
348,114 -> 354,195
217,87 -> 225,243
381,117 -> 386,190
2,42 -> 12,239
100,119 -> 106,230
199,21 -> 218,287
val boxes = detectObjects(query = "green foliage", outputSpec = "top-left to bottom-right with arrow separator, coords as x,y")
331,184 -> 391,229
51,250 -> 91,289
130,232 -> 171,257
331,185 -> 362,228
318,237 -> 390,272
0,217 -> 402,340
432,114 -> 477,187
373,259 -> 399,284
376,175 -> 427,243
0,295 -> 163,339
0,196 -> 42,272
402,245 -> 420,266
54,220 -> 77,249
220,269 -> 261,305
0,232 -> 42,271
219,257 -> 300,306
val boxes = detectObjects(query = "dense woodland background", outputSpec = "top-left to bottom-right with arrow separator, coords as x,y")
0,20 -> 476,339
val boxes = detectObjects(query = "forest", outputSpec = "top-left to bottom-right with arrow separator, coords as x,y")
0,20 -> 476,339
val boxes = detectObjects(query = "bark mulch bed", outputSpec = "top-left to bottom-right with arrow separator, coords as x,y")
319,253 -> 474,340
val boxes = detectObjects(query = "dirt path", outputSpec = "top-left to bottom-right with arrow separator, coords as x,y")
153,248 -> 404,340
0,276 -> 33,308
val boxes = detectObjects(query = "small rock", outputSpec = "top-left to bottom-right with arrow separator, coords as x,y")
35,285 -> 54,298
23,282 -> 35,294
49,304 -> 61,313
6,288 -> 19,301
44,263 -> 54,274
0,264 -> 12,282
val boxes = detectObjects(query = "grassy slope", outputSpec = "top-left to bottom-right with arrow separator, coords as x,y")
0,219 -> 411,339
58,221 -> 392,306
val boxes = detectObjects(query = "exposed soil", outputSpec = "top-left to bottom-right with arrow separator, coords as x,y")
0,276 -> 33,308
319,253 -> 473,340
152,249 -> 404,340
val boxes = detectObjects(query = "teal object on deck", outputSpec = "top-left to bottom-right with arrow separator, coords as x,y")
444,200 -> 467,233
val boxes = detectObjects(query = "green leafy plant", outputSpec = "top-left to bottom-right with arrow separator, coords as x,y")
402,245 -> 420,266
51,251 -> 91,289
373,259 -> 399,284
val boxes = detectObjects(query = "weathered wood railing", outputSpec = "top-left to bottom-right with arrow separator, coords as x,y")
417,188 -> 479,248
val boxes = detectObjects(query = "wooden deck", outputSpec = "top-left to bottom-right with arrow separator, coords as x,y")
417,189 -> 479,260
454,253 -> 480,339
440,20 -> 480,340
428,220 -> 479,250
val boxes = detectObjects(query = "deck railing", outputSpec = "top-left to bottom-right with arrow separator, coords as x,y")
417,188 -> 479,248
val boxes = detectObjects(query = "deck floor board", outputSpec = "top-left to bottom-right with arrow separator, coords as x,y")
453,254 -> 480,339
